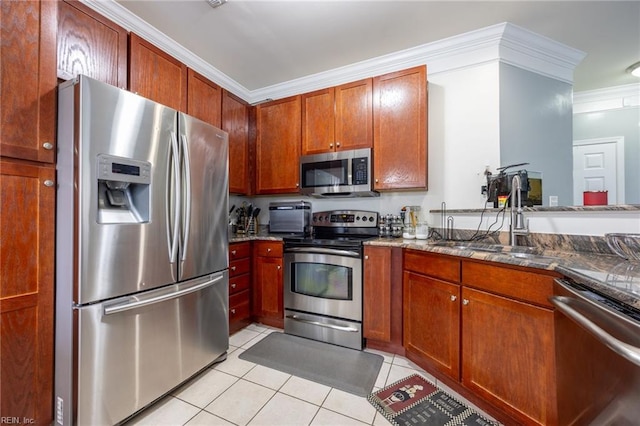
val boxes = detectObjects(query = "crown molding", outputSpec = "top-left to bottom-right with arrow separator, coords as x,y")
574,83 -> 640,113
81,2 -> 586,105
80,0 -> 251,100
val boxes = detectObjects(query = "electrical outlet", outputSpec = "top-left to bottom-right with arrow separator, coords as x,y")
481,185 -> 487,195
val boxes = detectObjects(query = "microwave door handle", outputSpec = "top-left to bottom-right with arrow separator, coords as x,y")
180,134 -> 191,262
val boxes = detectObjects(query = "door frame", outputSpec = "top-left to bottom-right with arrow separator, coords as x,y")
572,136 -> 625,205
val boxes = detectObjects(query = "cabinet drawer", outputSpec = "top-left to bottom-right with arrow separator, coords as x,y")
404,250 -> 461,283
254,241 -> 283,258
230,258 -> 250,277
230,242 -> 250,260
229,273 -> 250,295
229,290 -> 250,321
461,260 -> 557,308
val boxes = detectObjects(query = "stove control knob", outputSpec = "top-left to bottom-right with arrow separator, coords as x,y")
356,216 -> 361,222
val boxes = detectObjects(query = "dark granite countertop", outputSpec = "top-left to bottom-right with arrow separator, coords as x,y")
229,231 -> 640,312
366,237 -> 640,311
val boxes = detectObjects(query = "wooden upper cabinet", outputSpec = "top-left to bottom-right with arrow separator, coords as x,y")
302,88 -> 334,155
301,78 -> 372,155
373,65 -> 427,191
255,96 -> 301,194
187,69 -> 222,128
57,0 -> 128,89
0,0 -> 57,163
1,159 -> 56,424
129,32 -> 187,112
222,90 -> 250,195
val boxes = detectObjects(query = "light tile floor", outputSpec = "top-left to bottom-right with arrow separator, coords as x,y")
126,324 -> 498,426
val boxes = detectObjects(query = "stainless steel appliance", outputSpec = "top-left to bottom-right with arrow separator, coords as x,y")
299,148 -> 379,197
268,201 -> 312,234
283,210 -> 379,350
55,75 -> 229,425
551,279 -> 640,424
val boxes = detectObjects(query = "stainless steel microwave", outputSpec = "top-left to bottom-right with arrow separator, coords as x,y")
299,148 -> 379,197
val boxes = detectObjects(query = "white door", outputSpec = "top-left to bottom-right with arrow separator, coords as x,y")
573,137 -> 625,205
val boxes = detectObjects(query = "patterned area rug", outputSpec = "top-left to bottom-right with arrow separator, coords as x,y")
368,374 -> 498,426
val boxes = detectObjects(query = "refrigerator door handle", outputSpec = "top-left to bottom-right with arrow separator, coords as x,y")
169,132 -> 181,264
180,134 -> 192,262
103,272 -> 225,315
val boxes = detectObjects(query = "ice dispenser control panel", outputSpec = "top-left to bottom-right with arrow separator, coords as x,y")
96,154 -> 151,224
97,154 -> 151,184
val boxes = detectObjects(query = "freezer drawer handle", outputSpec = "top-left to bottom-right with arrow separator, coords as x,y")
550,292 -> 640,367
104,273 -> 224,315
286,314 -> 359,332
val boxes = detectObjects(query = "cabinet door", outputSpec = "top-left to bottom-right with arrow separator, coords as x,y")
253,257 -> 283,322
1,160 -> 55,424
404,271 -> 460,380
335,78 -> 372,151
363,246 -> 391,341
129,32 -> 187,112
0,0 -> 57,163
461,287 -> 555,425
255,96 -> 301,194
223,91 -> 250,194
301,88 -> 335,155
187,69 -> 222,128
373,65 -> 427,190
57,0 -> 128,88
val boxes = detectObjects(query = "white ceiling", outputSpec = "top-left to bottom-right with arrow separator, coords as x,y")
115,0 -> 640,93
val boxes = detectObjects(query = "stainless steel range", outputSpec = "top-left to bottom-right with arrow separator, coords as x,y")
283,210 -> 379,350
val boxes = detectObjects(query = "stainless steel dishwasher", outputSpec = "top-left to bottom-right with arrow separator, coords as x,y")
551,279 -> 640,425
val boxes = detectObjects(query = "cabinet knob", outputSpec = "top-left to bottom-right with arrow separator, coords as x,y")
463,299 -> 469,305
231,250 -> 237,255
450,295 -> 457,302
231,283 -> 236,289
231,309 -> 236,315
42,142 -> 54,150
277,265 -> 281,270
267,248 -> 271,253
231,266 -> 236,271
296,183 -> 300,187
329,143 -> 334,149
364,255 -> 369,260
336,142 -> 341,148
44,180 -> 54,187
375,179 -> 379,183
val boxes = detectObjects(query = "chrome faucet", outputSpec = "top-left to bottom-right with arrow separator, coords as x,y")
509,174 -> 529,246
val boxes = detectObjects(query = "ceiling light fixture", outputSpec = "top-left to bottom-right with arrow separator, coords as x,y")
626,61 -> 640,78
206,0 -> 227,9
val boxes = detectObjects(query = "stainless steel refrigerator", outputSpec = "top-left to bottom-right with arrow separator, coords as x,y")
55,75 -> 229,425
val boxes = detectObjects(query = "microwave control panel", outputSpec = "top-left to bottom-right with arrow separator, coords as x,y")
352,157 -> 368,185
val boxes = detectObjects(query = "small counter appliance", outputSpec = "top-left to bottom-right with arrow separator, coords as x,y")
268,201 -> 311,235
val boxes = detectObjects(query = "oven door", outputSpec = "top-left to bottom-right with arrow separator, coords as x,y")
284,247 -> 362,322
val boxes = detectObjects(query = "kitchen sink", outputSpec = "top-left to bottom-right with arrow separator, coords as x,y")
428,241 -> 503,253
506,252 -> 559,262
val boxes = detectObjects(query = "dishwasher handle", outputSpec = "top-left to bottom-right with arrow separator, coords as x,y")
104,272 -> 225,315
550,290 -> 640,367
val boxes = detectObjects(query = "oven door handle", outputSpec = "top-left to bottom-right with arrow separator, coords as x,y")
286,315 -> 360,332
284,247 -> 361,258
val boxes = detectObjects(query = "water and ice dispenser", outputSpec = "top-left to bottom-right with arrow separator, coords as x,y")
96,154 -> 151,224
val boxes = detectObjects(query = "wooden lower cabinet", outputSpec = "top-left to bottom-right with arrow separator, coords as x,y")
403,250 -> 561,425
229,242 -> 251,334
404,271 -> 460,380
0,159 -> 55,424
363,246 -> 404,354
461,286 -> 556,425
252,241 -> 284,328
